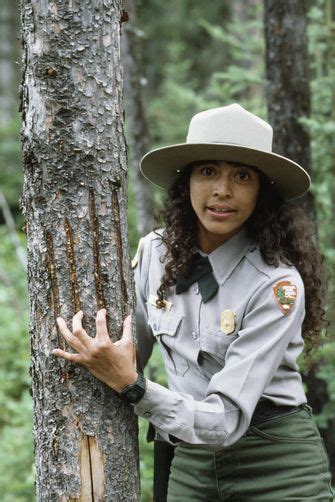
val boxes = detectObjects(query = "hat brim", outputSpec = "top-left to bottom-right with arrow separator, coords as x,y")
140,143 -> 311,200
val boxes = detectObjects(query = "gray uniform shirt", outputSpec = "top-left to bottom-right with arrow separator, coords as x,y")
133,229 -> 307,449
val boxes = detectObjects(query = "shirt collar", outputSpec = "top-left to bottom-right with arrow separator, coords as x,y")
197,229 -> 253,286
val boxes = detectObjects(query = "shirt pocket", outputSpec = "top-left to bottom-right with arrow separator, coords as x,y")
146,303 -> 188,376
198,327 -> 238,378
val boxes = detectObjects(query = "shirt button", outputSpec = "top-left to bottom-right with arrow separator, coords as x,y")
143,411 -> 152,418
195,287 -> 200,295
191,331 -> 198,340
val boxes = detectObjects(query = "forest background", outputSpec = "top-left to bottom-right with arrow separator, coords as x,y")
0,0 -> 334,500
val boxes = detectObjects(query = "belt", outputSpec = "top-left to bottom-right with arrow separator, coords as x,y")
167,400 -> 304,445
250,399 -> 303,426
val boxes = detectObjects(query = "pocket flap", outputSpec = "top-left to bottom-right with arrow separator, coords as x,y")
147,303 -> 182,337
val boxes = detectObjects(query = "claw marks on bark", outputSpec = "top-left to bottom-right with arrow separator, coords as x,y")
46,232 -> 64,349
68,434 -> 105,502
48,194 -> 107,330
89,191 -> 105,311
111,190 -> 128,313
64,218 -> 81,313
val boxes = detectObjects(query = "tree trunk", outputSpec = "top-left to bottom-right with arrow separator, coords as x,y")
264,0 -> 334,481
20,1 -> 140,500
122,0 -> 154,237
264,0 -> 314,215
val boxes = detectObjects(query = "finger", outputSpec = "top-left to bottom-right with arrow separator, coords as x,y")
57,317 -> 84,350
57,317 -> 74,339
72,310 -> 84,335
96,309 -> 109,339
53,348 -> 82,363
121,315 -> 133,345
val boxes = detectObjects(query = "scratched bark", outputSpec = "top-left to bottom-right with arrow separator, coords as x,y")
20,1 -> 140,500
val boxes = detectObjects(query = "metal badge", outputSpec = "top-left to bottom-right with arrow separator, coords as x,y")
220,310 -> 236,335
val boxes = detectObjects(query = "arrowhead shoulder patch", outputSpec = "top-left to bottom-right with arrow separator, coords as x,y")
273,281 -> 297,315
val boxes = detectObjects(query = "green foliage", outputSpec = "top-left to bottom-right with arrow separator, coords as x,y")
137,0 -> 266,155
0,118 -> 22,208
0,226 -> 34,499
0,393 -> 35,502
306,0 -> 335,259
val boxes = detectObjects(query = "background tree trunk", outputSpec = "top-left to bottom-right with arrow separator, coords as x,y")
20,1 -> 140,500
264,0 -> 334,480
122,0 -> 154,237
264,0 -> 314,215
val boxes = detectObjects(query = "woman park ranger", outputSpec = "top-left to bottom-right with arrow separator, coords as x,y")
54,104 -> 333,500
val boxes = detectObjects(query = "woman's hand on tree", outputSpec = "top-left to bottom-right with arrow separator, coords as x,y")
53,309 -> 138,393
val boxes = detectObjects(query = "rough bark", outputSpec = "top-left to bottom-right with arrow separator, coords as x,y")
264,0 -> 314,215
20,1 -> 140,500
122,0 -> 154,236
264,0 -> 334,481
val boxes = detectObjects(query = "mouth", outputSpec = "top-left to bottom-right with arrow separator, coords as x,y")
206,205 -> 237,216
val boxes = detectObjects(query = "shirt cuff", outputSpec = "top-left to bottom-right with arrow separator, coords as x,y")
134,379 -> 180,426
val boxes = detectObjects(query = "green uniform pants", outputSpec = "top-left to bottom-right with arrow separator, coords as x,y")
167,405 -> 333,501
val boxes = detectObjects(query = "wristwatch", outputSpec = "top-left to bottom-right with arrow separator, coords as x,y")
120,373 -> 147,404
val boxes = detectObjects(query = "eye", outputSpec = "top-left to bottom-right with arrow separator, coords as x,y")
235,170 -> 251,182
200,166 -> 215,177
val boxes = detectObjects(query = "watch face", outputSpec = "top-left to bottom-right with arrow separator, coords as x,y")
129,389 -> 139,401
121,374 -> 146,404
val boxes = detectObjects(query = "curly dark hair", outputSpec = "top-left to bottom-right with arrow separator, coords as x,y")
155,161 -> 328,354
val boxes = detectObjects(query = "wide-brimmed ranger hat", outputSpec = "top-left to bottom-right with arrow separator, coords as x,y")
140,103 -> 310,200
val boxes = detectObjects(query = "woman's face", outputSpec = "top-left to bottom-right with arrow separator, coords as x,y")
189,160 -> 260,254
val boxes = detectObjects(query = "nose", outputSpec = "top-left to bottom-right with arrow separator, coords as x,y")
213,173 -> 232,198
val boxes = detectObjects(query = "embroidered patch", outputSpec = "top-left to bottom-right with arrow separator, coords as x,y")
148,294 -> 172,311
273,281 -> 297,315
220,310 -> 236,335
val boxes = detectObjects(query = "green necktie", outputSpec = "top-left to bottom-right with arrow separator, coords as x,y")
176,253 -> 219,303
